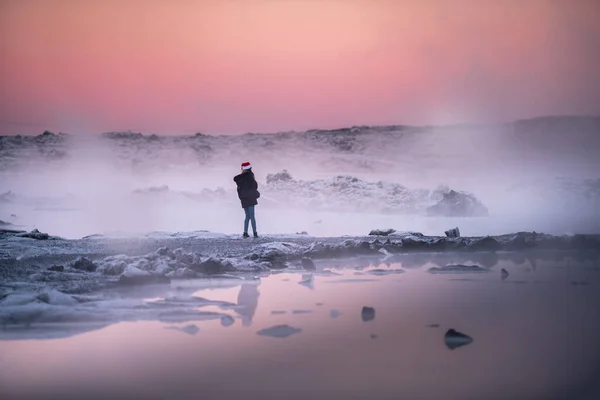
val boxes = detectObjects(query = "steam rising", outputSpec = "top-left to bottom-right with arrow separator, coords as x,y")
1,116 -> 599,239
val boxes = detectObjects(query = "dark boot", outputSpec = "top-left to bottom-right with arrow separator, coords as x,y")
253,232 -> 259,238
243,232 -> 249,238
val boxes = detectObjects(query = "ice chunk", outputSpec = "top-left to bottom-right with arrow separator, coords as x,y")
271,311 -> 286,315
361,306 -> 375,322
370,334 -> 378,339
444,329 -> 474,349
118,266 -> 170,286
292,310 -> 312,314
256,325 -> 302,338
445,227 -> 461,238
37,290 -> 78,306
166,268 -> 197,279
330,310 -> 341,319
166,324 -> 199,335
427,324 -> 440,328
427,265 -> 489,274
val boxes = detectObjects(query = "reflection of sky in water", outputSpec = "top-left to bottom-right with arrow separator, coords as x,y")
1,256 -> 599,399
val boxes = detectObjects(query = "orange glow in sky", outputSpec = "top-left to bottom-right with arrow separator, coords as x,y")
1,0 -> 599,134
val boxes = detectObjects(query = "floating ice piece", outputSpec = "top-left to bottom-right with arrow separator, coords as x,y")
292,310 -> 312,314
221,315 -> 235,327
166,324 -> 199,335
330,310 -> 341,319
427,324 -> 440,328
427,265 -> 489,274
257,325 -> 302,338
365,269 -> 405,276
361,306 -> 375,322
118,266 -> 170,286
370,334 -> 378,339
271,311 -> 286,315
501,268 -> 509,280
37,290 -> 78,306
444,329 -> 474,349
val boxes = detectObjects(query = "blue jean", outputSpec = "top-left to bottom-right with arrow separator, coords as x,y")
244,206 -> 256,234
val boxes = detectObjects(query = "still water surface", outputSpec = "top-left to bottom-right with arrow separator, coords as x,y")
1,254 -> 599,400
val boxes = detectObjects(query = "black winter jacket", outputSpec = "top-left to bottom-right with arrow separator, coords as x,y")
233,170 -> 260,209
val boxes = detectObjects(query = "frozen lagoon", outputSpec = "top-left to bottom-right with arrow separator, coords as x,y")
1,244 -> 599,400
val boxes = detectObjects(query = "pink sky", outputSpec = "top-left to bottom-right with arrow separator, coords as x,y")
1,0 -> 599,135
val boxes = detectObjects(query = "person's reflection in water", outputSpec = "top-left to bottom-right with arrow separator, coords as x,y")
236,284 -> 260,327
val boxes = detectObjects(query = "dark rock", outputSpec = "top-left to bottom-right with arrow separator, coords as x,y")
369,229 -> 396,236
445,227 -> 460,238
295,231 -> 309,235
361,306 -> 376,322
48,265 -> 64,272
71,257 -> 98,272
301,257 -> 316,271
501,268 -> 509,280
189,257 -> 236,274
444,329 -> 473,349
0,220 -> 12,226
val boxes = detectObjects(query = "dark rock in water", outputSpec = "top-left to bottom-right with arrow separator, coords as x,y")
0,191 -> 17,203
0,220 -> 12,226
501,268 -> 509,280
370,334 -> 378,339
361,306 -> 376,322
427,189 -> 489,217
467,236 -> 500,251
427,324 -> 440,328
48,265 -> 64,272
70,257 -> 98,272
445,227 -> 460,238
301,257 -> 316,271
369,229 -> 396,236
444,329 -> 473,349
295,231 -> 309,235
428,264 -> 488,274
17,229 -> 50,240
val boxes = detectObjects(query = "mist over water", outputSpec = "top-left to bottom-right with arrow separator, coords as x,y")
1,116 -> 599,239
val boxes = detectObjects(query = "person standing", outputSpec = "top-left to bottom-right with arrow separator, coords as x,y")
233,161 -> 260,238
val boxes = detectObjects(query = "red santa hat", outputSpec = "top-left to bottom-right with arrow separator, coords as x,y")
241,161 -> 252,170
